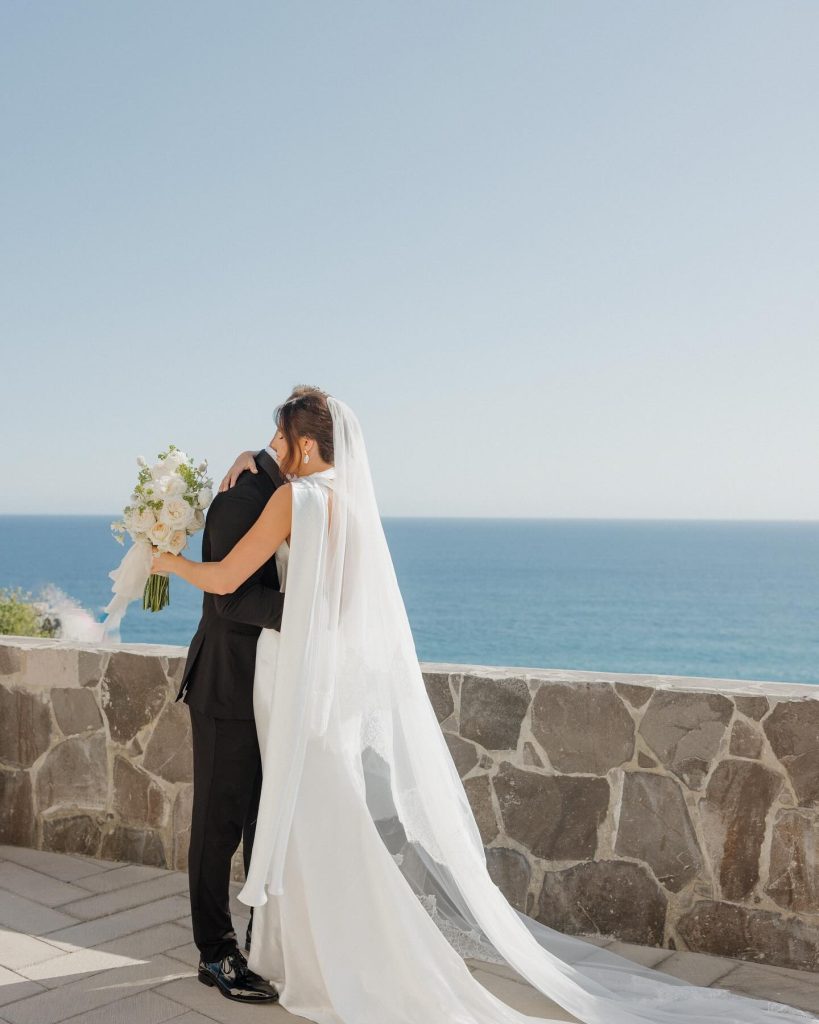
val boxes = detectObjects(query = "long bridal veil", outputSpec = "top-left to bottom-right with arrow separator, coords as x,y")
239,395 -> 814,1024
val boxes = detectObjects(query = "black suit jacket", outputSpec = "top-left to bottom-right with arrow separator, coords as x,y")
175,449 -> 285,719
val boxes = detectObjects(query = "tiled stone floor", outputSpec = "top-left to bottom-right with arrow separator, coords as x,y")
1,844 -> 817,1023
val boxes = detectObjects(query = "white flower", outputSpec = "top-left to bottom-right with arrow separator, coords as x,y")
149,461 -> 168,481
136,455 -> 147,468
156,474 -> 186,497
191,509 -> 206,532
197,487 -> 213,510
149,520 -> 172,548
126,507 -> 156,534
159,496 -> 194,530
167,529 -> 187,555
197,461 -> 208,473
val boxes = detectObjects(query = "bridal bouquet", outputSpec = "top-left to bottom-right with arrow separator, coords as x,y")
103,446 -> 213,632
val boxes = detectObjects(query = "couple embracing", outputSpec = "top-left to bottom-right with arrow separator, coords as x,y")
154,386 -> 810,1024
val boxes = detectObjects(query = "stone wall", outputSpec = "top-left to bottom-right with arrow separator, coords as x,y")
1,637 -> 818,971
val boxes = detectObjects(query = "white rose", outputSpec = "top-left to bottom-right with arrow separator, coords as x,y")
197,487 -> 213,510
149,520 -> 172,548
156,474 -> 186,497
159,496 -> 195,530
191,509 -> 206,532
127,507 -> 156,534
167,529 -> 187,555
197,460 -> 208,473
149,461 -> 168,481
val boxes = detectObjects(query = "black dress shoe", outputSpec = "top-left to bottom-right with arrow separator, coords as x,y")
198,946 -> 279,1003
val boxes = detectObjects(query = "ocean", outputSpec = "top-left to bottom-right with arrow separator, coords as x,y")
1,516 -> 818,685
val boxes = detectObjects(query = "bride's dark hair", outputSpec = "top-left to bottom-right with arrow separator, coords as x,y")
274,385 -> 334,476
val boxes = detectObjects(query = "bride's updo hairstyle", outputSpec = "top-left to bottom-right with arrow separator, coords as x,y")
274,385 -> 335,477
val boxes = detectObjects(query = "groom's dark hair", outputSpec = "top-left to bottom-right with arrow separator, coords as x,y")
274,385 -> 334,477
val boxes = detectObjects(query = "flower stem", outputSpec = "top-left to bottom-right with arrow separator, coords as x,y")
143,573 -> 170,612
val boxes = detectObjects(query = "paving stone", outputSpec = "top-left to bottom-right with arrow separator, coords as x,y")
59,871 -> 189,920
0,964 -> 45,1008
0,931 -> 66,972
714,962 -> 819,1015
655,950 -> 738,985
164,942 -> 200,968
162,1014 -> 216,1024
471,967 -> 579,1021
0,863 -> 94,908
78,864 -> 172,893
19,921 -> 192,989
1,954 -> 187,1024
605,941 -> 675,968
56,989 -> 188,1024
0,846 -> 108,882
155,977 -> 311,1023
44,896 -> 190,950
0,891 -> 78,937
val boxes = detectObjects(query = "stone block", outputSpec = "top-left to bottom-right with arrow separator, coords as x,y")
0,767 -> 34,845
443,731 -> 479,777
615,771 -> 702,892
729,718 -> 763,759
460,675 -> 530,751
538,861 -> 667,946
677,900 -> 819,972
614,682 -> 653,708
463,774 -> 499,844
0,686 -> 54,767
766,809 -> 819,913
42,811 -> 103,857
142,701 -> 193,783
423,672 -> 455,724
701,759 -> 783,902
78,649 -> 106,687
734,695 -> 769,721
493,761 -> 609,860
0,645 -> 22,675
101,651 -> 169,744
522,741 -> 544,767
113,756 -> 169,828
173,785 -> 193,871
763,699 -> 819,806
531,682 -> 634,774
101,826 -> 168,868
639,690 -> 733,788
51,687 -> 103,736
486,847 -> 530,911
36,733 -> 108,813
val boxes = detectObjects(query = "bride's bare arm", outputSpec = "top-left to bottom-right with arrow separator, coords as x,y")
153,484 -> 293,595
219,450 -> 259,492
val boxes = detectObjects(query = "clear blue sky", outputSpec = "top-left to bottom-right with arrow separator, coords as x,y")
2,1 -> 817,518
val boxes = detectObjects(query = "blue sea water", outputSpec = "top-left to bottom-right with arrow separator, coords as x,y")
1,516 -> 818,685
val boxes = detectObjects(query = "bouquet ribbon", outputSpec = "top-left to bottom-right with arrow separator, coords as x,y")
101,539 -> 153,640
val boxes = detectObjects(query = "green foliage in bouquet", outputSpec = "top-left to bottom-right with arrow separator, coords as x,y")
0,587 -> 59,638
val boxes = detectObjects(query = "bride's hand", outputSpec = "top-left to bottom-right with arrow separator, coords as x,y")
219,450 -> 257,492
151,548 -> 178,576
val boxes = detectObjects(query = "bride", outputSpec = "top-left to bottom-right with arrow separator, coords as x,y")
152,388 -> 813,1024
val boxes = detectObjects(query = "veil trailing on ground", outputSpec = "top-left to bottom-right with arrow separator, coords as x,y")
239,395 -> 813,1024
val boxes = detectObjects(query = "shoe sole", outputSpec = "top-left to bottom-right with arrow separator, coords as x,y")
198,970 -> 279,1003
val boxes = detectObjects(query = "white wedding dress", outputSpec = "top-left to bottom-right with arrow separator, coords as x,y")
236,398 -> 815,1024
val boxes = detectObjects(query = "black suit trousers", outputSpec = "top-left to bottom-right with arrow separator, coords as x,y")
187,705 -> 262,962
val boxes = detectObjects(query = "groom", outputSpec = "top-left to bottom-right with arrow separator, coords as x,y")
175,444 -> 285,1003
